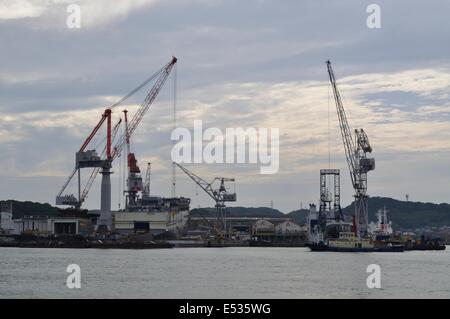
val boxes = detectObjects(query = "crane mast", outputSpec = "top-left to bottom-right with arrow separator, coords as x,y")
123,109 -> 143,209
326,60 -> 375,236
174,162 -> 236,238
143,163 -> 151,197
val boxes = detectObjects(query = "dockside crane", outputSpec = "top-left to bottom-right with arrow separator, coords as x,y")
326,60 -> 375,236
56,57 -> 178,230
174,162 -> 236,239
56,110 -> 122,209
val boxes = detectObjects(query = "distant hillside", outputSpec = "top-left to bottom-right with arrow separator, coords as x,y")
286,209 -> 309,224
286,197 -> 450,229
2,197 -> 450,230
343,197 -> 450,230
0,200 -> 59,219
190,206 -> 285,218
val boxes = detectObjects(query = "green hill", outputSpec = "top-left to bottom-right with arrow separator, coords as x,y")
287,197 -> 450,229
342,197 -> 450,229
2,197 -> 450,230
190,206 -> 285,218
0,200 -> 59,219
286,209 -> 309,224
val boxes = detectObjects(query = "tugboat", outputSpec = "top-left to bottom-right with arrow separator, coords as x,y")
306,204 -> 405,252
305,169 -> 404,252
306,224 -> 404,252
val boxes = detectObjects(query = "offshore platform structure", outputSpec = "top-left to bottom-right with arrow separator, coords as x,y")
326,60 -> 375,236
308,168 -> 346,241
174,163 -> 236,238
318,169 -> 343,232
56,57 -> 178,231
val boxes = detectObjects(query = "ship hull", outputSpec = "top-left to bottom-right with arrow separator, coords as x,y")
405,245 -> 446,251
306,242 -> 405,252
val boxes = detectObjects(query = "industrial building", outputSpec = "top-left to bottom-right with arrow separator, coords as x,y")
114,195 -> 190,238
275,220 -> 307,239
4,215 -> 91,237
12,216 -> 50,235
252,219 -> 276,240
115,211 -> 170,235
187,216 -> 306,242
0,211 -> 14,234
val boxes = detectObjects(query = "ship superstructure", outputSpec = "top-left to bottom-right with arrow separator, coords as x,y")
368,207 -> 393,237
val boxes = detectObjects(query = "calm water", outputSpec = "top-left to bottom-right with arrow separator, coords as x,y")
0,247 -> 449,299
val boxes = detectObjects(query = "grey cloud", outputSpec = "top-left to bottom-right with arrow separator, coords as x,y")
1,0 -> 450,212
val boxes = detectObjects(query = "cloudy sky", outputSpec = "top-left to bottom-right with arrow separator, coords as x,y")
0,0 -> 449,213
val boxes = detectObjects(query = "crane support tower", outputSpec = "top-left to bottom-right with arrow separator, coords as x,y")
318,169 -> 343,232
326,60 -> 375,236
174,162 -> 236,238
143,162 -> 151,197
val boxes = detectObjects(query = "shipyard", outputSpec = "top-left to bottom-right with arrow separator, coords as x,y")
1,0 -> 450,302
0,58 -> 446,252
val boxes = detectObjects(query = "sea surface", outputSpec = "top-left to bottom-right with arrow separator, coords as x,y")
1,247 -> 449,298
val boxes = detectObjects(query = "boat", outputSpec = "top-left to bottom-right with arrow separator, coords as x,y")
368,207 -> 393,237
306,204 -> 405,252
404,235 -> 446,251
306,231 -> 404,252
248,239 -> 273,247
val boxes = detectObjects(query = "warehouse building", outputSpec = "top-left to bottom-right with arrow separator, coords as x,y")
11,216 -> 91,237
0,211 -> 14,234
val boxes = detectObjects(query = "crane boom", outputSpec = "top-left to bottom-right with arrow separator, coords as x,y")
174,162 -> 217,202
112,57 -> 177,161
326,61 -> 358,188
326,60 -> 375,235
56,167 -> 77,198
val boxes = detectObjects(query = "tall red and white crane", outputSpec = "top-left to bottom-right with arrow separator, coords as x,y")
56,57 -> 177,229
326,60 -> 375,236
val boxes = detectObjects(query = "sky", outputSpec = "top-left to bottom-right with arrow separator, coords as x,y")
0,0 -> 449,213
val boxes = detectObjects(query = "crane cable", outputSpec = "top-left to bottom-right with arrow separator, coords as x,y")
118,132 -> 123,210
172,63 -> 177,198
328,77 -> 331,169
108,65 -> 167,110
